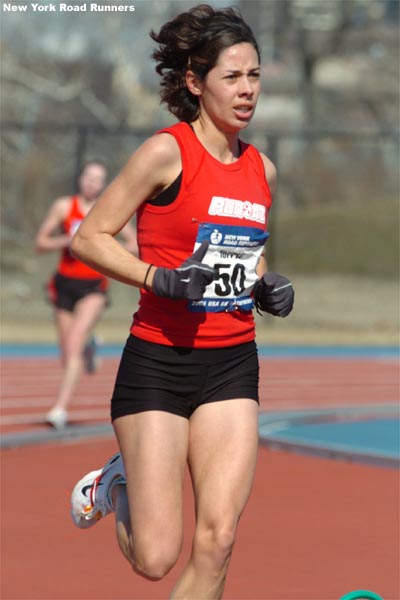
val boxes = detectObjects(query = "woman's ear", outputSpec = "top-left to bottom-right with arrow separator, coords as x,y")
185,70 -> 202,96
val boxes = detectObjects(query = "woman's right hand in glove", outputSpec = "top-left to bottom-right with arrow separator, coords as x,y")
151,241 -> 215,301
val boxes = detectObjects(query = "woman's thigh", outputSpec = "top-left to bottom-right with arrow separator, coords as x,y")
113,411 -> 189,556
188,399 -> 259,532
61,294 -> 106,355
72,293 -> 106,336
54,308 -> 74,360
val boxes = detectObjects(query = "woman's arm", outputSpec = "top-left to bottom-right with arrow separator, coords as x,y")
256,153 -> 277,277
260,152 -> 277,196
71,133 -> 181,290
254,153 -> 294,317
119,221 -> 139,257
256,253 -> 268,278
35,197 -> 71,253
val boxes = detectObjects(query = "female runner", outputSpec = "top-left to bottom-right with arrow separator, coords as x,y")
70,5 -> 294,598
35,160 -> 137,428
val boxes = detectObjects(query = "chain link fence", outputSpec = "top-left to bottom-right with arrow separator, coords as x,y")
1,122 -> 398,342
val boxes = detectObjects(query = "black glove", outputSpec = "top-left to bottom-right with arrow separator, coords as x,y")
253,272 -> 294,317
152,241 -> 215,301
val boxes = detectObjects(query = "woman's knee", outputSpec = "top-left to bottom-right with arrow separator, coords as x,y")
63,334 -> 88,360
115,496 -> 180,580
132,542 -> 181,580
194,518 -> 237,570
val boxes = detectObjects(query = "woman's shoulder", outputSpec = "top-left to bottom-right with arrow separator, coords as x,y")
118,129 -> 183,198
50,196 -> 74,218
135,129 -> 181,167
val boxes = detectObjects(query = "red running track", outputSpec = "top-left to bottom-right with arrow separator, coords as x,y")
1,355 -> 399,599
1,356 -> 398,434
2,439 -> 399,599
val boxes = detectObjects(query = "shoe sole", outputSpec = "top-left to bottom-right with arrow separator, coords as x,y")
70,454 -> 123,529
71,469 -> 103,529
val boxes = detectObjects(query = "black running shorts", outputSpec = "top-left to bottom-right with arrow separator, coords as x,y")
47,273 -> 108,312
111,335 -> 259,420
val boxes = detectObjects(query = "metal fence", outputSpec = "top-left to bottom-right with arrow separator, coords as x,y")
1,121 -> 398,274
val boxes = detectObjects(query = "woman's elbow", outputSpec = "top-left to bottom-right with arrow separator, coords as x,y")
34,236 -> 46,254
70,232 -> 84,261
126,238 -> 139,257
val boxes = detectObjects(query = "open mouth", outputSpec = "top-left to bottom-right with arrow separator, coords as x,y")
233,106 -> 253,119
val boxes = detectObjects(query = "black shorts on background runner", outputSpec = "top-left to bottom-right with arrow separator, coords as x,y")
46,273 -> 108,312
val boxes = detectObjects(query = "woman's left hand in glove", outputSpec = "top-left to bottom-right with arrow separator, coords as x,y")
253,272 -> 294,317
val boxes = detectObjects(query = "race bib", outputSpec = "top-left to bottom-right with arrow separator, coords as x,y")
188,223 -> 269,312
70,219 -> 83,236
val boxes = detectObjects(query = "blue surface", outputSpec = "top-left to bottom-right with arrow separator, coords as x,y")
259,405 -> 400,467
2,342 -> 399,465
266,419 -> 399,458
258,345 -> 399,359
1,342 -> 399,359
0,343 -> 121,358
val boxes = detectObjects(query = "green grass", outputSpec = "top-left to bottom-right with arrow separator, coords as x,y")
269,201 -> 399,278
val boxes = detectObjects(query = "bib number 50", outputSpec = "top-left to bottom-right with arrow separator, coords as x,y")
214,263 -> 246,297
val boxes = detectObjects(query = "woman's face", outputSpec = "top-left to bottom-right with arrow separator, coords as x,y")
196,42 -> 261,132
78,164 -> 108,200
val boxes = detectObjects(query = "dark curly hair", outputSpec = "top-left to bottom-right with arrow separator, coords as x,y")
150,4 -> 260,123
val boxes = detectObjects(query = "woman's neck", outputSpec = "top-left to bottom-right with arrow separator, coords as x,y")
77,194 -> 96,212
191,118 -> 241,164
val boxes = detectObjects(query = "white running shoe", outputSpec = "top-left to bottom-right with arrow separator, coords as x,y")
45,407 -> 67,429
71,453 -> 126,529
83,335 -> 102,374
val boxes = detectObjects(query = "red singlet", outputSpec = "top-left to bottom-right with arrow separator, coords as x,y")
57,196 -> 108,282
131,122 -> 272,348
